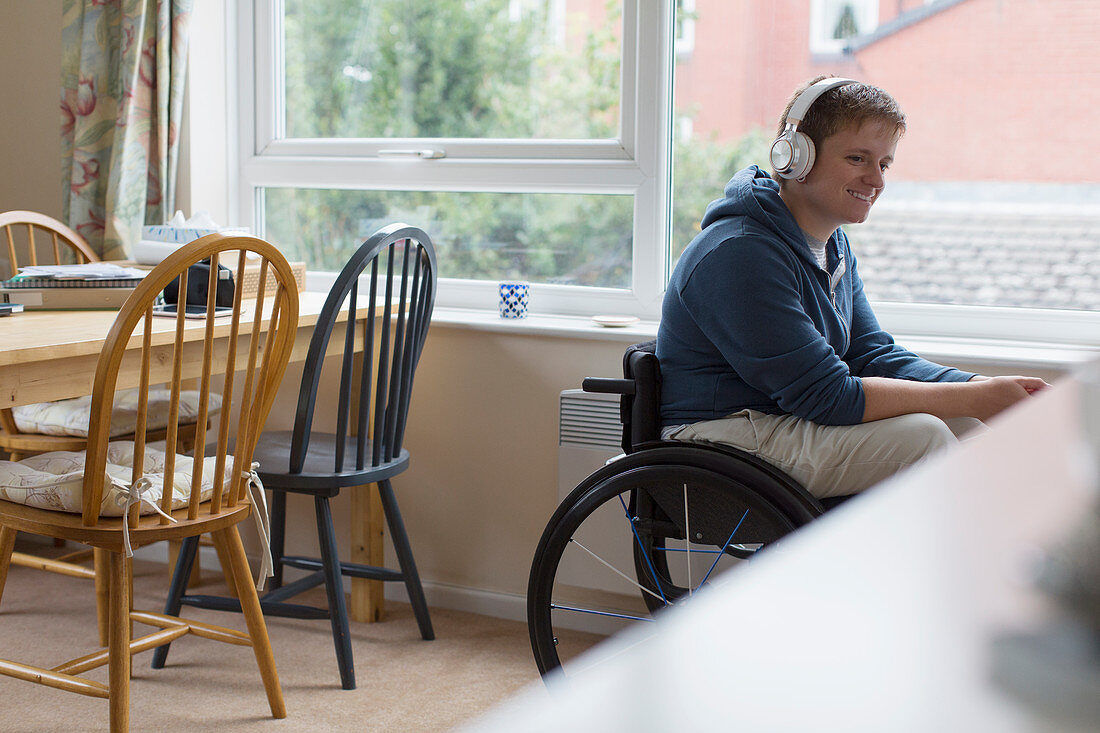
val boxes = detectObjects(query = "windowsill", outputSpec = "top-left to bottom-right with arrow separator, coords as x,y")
432,307 -> 658,342
431,307 -> 1099,370
889,336 -> 1098,372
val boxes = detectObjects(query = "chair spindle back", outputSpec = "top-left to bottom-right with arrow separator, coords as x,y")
288,224 -> 436,475
80,234 -> 300,528
0,210 -> 98,279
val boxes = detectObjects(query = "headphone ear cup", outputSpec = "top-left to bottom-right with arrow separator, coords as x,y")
789,131 -> 815,181
769,132 -> 796,177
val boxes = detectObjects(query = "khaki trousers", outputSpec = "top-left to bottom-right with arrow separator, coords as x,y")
668,410 -> 985,499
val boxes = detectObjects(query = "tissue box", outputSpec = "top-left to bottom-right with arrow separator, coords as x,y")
134,211 -> 250,264
133,231 -> 248,264
140,224 -> 220,244
135,211 -> 243,264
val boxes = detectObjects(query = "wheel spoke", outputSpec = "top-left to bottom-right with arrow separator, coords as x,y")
683,483 -> 692,596
617,493 -> 670,605
550,603 -> 655,623
701,508 -> 749,586
568,538 -> 668,603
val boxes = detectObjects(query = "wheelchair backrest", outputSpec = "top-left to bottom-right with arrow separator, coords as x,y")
622,340 -> 661,454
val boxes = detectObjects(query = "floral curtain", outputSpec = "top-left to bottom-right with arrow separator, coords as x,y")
61,0 -> 193,260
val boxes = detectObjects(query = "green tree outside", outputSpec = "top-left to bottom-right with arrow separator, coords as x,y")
267,0 -> 768,288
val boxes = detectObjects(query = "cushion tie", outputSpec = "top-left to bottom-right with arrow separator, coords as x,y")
108,475 -> 178,558
244,463 -> 274,591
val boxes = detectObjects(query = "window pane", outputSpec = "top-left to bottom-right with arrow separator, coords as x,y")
670,0 -> 1100,312
262,188 -> 633,287
282,0 -> 623,140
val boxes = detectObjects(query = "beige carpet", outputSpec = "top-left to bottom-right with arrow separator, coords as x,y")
0,537 -> 601,732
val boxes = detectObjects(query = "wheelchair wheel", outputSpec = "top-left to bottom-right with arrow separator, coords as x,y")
527,444 -> 821,676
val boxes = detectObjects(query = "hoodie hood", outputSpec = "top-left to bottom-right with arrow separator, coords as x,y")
701,165 -> 819,268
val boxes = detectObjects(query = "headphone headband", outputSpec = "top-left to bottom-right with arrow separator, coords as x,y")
771,77 -> 858,181
784,77 -> 858,127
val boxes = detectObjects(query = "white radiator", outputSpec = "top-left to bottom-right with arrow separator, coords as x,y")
557,388 -> 621,501
555,390 -> 646,633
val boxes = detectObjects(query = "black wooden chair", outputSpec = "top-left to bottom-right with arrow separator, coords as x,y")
153,223 -> 437,690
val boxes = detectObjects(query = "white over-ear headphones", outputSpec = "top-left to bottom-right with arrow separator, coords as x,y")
770,77 -> 857,181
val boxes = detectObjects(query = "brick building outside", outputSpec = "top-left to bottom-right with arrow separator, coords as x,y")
674,0 -> 1100,184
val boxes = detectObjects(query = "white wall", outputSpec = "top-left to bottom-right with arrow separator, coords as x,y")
0,4 -> 63,217
263,327 -> 635,615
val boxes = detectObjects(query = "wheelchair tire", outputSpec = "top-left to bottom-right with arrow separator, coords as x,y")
527,443 -> 822,676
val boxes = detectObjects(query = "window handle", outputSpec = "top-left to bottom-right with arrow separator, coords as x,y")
377,149 -> 446,159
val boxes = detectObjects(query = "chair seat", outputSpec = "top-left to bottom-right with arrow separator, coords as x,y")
252,430 -> 410,492
11,388 -> 222,438
0,492 -> 253,552
0,442 -> 230,517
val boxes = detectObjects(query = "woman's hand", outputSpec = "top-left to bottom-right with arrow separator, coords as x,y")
966,375 -> 1050,421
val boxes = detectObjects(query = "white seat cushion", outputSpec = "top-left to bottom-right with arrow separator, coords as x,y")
0,442 -> 233,517
11,388 -> 222,438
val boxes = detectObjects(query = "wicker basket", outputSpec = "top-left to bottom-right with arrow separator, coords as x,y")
237,259 -> 307,298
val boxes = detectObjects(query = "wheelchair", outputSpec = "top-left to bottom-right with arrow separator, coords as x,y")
527,341 -> 848,676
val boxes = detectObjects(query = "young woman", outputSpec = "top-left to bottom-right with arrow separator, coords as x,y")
657,77 -> 1047,498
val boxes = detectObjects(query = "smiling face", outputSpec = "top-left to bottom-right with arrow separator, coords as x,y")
779,120 -> 900,242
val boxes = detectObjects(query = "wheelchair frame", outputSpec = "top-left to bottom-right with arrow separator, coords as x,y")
526,340 -> 829,676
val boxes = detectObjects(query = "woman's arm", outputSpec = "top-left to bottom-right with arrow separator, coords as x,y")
861,375 -> 1050,423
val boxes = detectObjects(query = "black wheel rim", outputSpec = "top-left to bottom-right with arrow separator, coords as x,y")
528,459 -> 807,677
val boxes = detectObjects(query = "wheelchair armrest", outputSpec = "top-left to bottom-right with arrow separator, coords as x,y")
582,377 -> 636,395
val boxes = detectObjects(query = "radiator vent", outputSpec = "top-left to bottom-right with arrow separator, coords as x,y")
558,389 -> 621,451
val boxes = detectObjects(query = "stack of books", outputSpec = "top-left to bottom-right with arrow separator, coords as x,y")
0,264 -> 147,310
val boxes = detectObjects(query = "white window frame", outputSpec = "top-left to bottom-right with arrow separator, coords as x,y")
236,0 -> 673,320
231,1 -> 1100,352
674,0 -> 696,58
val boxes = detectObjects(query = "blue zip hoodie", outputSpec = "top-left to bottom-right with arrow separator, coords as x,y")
657,166 -> 974,427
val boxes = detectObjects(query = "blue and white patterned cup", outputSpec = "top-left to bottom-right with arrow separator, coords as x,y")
499,281 -> 529,319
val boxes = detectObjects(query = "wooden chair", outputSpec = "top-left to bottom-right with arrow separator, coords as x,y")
156,223 -> 436,690
0,210 -> 100,458
0,209 -> 210,459
0,210 -> 209,640
0,209 -> 98,277
0,233 -> 298,731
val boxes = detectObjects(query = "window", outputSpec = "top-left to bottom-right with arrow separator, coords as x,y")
809,0 -> 878,55
263,188 -> 634,288
239,1 -> 1100,346
666,0 -> 1100,346
240,0 -> 670,317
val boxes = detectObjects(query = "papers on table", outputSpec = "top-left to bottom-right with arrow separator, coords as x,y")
1,264 -> 147,305
13,264 -> 148,281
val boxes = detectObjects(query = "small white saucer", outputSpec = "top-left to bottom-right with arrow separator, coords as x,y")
591,314 -> 641,328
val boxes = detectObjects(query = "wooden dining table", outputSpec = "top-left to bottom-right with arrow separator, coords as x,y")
0,292 -> 333,408
0,291 -> 387,623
